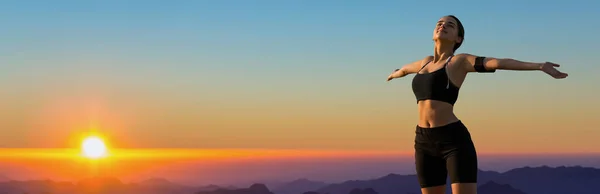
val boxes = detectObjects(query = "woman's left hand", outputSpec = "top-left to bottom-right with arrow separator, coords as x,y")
541,62 -> 568,79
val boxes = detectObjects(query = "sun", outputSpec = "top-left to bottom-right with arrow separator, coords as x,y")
81,136 -> 107,159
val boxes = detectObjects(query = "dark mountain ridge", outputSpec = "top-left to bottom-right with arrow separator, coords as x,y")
0,165 -> 598,194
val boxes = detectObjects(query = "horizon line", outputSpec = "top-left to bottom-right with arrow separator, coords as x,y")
1,148 -> 599,160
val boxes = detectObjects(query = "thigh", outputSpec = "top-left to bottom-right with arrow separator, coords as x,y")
415,146 -> 448,189
445,143 -> 478,184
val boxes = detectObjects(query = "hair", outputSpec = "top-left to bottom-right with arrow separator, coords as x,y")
445,15 -> 464,52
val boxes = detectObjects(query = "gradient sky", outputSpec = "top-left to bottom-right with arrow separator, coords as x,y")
1,0 -> 599,154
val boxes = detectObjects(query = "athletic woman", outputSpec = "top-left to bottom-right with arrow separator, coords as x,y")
386,15 -> 568,194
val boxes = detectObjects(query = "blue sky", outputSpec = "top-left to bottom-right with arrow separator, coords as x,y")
3,0 -> 597,83
0,0 -> 598,150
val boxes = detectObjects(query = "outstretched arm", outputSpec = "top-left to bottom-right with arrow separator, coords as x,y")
387,56 -> 433,81
455,53 -> 568,79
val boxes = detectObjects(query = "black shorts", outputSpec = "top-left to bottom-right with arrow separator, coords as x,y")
414,120 -> 478,188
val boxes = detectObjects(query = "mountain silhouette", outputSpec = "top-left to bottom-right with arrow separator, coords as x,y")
348,188 -> 378,194
0,179 -> 78,194
315,173 -> 418,194
485,165 -> 600,194
135,177 -> 198,194
0,174 -> 10,182
0,180 -> 26,194
0,166 -> 598,194
271,178 -> 328,194
139,178 -> 176,186
478,181 -> 527,194
0,176 -> 226,194
315,166 -> 600,194
301,187 -> 380,194
196,183 -> 274,194
197,184 -> 237,192
302,192 -> 322,194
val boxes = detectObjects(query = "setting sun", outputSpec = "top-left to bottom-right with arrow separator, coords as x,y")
81,136 -> 107,159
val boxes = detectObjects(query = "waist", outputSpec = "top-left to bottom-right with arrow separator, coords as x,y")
415,120 -> 471,142
415,120 -> 465,132
417,100 -> 459,128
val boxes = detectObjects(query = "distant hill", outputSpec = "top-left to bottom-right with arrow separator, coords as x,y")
0,166 -> 598,194
486,165 -> 600,194
478,181 -> 527,194
196,183 -> 274,194
314,166 -> 600,194
305,183 -> 526,194
0,174 -> 10,182
0,179 -> 78,194
315,173 -> 419,194
271,178 -> 328,194
348,188 -> 378,194
198,184 -> 237,192
139,178 -> 176,186
135,177 -> 197,194
0,176 -> 229,194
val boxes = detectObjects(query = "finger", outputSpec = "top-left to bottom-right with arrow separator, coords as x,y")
555,73 -> 568,78
555,71 -> 566,76
555,72 -> 564,77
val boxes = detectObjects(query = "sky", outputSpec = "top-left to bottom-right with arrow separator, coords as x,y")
1,0 -> 600,180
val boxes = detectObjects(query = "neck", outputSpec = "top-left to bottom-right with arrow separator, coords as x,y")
433,41 -> 455,63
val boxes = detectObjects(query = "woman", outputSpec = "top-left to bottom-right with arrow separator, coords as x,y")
386,15 -> 568,194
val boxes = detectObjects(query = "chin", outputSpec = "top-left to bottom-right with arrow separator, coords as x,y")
433,35 -> 453,42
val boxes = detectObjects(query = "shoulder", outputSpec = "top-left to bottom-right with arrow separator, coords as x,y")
421,55 -> 434,64
452,53 -> 484,67
453,53 -> 477,63
410,55 -> 434,68
397,55 -> 435,74
424,55 -> 434,61
452,53 -> 498,73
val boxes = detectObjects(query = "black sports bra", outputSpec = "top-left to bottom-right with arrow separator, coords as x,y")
411,55 -> 495,105
411,56 -> 459,105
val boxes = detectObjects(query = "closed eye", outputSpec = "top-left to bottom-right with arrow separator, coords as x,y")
447,22 -> 456,28
437,21 -> 456,28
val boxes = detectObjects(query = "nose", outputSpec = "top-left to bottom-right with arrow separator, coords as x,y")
440,23 -> 448,29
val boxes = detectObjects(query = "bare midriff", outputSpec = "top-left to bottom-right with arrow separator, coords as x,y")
416,100 -> 460,128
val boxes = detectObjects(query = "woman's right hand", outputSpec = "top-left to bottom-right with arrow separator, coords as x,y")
387,69 -> 404,81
